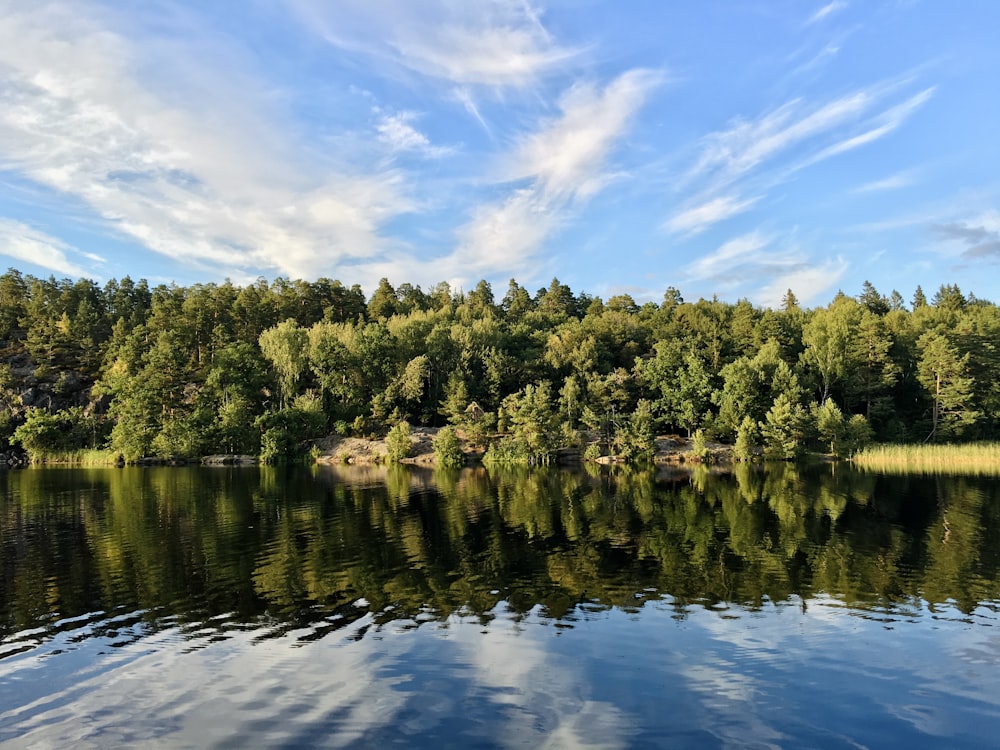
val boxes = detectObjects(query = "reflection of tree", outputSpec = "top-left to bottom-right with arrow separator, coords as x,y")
3,465 -> 1000,644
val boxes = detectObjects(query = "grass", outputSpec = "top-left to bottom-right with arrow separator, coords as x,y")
27,449 -> 121,466
851,442 -> 1000,475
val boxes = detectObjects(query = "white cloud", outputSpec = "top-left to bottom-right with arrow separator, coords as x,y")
0,1 -> 415,281
684,231 -> 772,279
854,172 -> 914,194
807,1 -> 847,25
286,0 -> 579,88
666,195 -> 760,236
445,69 -> 660,283
375,110 -> 452,158
667,81 -> 933,237
679,229 -> 848,307
804,87 -> 934,165
0,219 -> 89,276
756,256 -> 849,308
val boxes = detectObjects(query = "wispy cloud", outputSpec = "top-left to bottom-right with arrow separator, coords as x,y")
0,1 -> 415,281
665,81 -> 934,236
854,171 -> 915,193
756,256 -> 849,308
0,219 -> 89,277
806,2 -> 848,26
665,195 -> 760,236
681,230 -> 847,307
684,231 -> 772,280
374,110 -> 452,158
445,69 -> 660,281
286,0 -> 579,88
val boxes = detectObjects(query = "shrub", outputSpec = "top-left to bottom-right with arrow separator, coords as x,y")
433,426 -> 463,468
385,421 -> 413,463
691,428 -> 711,462
733,416 -> 759,461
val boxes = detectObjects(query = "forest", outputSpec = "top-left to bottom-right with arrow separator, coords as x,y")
0,267 -> 996,464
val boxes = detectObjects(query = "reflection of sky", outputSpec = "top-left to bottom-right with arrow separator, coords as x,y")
2,598 -> 999,749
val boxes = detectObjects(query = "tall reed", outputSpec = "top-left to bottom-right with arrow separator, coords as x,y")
851,443 -> 1000,475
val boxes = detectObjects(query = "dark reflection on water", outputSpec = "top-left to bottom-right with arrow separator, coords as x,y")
1,463 -> 1000,748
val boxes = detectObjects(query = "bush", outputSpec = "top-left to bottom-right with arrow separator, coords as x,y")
691,428 -> 711,462
733,416 -> 758,461
433,426 -> 463,468
844,414 -> 874,455
385,421 -> 412,463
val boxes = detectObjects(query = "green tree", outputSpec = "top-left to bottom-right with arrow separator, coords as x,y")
733,416 -> 759,461
259,319 -> 309,409
800,295 -> 862,403
917,330 -> 978,440
760,394 -> 810,460
815,398 -> 846,456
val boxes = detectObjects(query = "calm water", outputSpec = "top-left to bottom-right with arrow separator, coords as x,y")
2,463 -> 1000,748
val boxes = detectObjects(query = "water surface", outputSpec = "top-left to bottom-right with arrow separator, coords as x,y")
2,463 -> 999,748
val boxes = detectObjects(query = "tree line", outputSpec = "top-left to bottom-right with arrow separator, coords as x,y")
0,267 -> 996,463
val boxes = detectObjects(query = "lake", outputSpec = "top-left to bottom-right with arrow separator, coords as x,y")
2,463 -> 999,748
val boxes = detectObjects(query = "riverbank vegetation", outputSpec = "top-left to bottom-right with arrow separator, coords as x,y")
852,442 -> 1000,475
0,267 -> 996,465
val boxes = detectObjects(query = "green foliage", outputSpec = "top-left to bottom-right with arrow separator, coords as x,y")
844,414 -> 874,455
917,329 -> 978,440
433,426 -> 463,468
385,421 -> 413,463
499,382 -> 558,463
255,402 -> 326,463
1,265 -> 999,467
612,400 -> 656,463
733,416 -> 759,461
760,394 -> 811,460
13,407 -> 106,462
259,319 -> 309,409
691,428 -> 711,462
815,398 -> 846,456
13,408 -> 66,461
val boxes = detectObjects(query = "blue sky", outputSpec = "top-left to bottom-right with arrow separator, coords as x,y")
1,0 -> 998,308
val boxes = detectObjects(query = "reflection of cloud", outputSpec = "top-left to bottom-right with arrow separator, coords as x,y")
5,597 -> 1000,748
454,604 -> 631,749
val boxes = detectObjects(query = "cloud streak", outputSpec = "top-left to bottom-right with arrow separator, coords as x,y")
665,81 -> 934,236
286,0 -> 579,88
807,2 -> 848,26
0,219 -> 89,276
681,230 -> 848,307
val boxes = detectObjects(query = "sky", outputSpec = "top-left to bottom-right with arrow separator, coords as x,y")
1,0 -> 999,308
